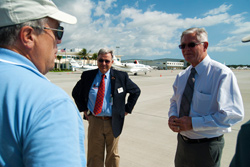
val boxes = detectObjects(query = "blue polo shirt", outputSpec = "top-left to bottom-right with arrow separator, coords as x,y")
0,48 -> 86,167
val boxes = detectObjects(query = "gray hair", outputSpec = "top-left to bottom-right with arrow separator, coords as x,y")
0,18 -> 48,46
181,27 -> 208,43
98,48 -> 113,58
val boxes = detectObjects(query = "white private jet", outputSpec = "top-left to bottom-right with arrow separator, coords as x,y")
112,55 -> 152,75
69,58 -> 98,71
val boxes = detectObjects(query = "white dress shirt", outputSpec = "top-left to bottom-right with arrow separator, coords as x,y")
169,55 -> 244,139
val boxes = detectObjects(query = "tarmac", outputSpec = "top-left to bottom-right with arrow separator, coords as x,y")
46,69 -> 250,167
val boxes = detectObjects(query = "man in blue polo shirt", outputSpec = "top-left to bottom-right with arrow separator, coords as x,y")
0,0 -> 86,166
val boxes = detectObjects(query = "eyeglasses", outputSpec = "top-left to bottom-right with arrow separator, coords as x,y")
43,26 -> 64,40
179,42 -> 204,49
98,59 -> 111,64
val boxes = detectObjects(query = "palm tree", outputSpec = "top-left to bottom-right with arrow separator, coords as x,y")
56,55 -> 62,70
78,48 -> 92,64
92,53 -> 98,60
78,48 -> 87,60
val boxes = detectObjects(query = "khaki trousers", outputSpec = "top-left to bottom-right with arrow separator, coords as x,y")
87,115 -> 120,167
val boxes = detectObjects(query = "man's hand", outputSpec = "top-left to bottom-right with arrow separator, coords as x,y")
168,116 -> 193,132
174,116 -> 193,131
168,116 -> 180,132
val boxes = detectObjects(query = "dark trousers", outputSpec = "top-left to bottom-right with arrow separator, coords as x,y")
175,133 -> 224,167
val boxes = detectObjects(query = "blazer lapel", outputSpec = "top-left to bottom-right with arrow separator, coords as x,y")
86,69 -> 99,91
110,69 -> 116,96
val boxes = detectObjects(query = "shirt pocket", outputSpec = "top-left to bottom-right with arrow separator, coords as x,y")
192,90 -> 212,115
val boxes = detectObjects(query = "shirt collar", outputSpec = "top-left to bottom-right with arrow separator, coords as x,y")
0,48 -> 49,81
191,54 -> 210,76
98,69 -> 111,79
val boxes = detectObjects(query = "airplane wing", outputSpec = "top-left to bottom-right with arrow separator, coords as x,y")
69,59 -> 97,71
112,62 -> 151,75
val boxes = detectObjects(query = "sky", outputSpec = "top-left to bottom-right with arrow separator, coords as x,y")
54,0 -> 250,65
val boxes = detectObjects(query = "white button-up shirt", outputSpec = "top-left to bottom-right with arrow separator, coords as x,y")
169,55 -> 244,139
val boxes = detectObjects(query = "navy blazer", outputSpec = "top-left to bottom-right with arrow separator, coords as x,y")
72,68 -> 141,138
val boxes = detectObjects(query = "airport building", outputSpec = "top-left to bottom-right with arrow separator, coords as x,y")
122,58 -> 186,70
54,49 -> 78,70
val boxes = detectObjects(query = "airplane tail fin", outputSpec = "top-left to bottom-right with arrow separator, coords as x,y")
134,60 -> 139,64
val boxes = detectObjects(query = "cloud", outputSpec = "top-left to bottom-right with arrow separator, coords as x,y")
94,0 -> 117,16
231,21 -> 250,35
204,4 -> 232,16
209,46 -> 237,52
209,35 -> 250,53
54,0 -> 94,24
181,13 -> 232,28
54,0 -> 249,59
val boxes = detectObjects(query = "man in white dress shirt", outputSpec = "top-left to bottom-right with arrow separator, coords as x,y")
168,27 -> 244,167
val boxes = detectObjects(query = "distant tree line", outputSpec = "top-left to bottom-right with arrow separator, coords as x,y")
180,60 -> 249,69
227,65 -> 250,68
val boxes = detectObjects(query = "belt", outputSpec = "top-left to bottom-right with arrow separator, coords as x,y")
180,134 -> 223,143
95,116 -> 112,120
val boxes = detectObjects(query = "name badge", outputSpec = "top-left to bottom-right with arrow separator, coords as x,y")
117,87 -> 124,93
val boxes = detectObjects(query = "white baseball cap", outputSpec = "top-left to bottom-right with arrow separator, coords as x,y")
0,0 -> 77,27
242,35 -> 250,43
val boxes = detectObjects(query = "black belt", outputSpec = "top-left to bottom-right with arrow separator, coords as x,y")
180,134 -> 223,143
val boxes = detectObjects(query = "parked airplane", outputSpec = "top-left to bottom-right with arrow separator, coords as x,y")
112,55 -> 152,75
69,58 -> 98,71
69,56 -> 152,75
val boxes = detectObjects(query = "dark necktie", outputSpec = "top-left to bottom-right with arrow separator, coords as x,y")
179,68 -> 196,117
93,74 -> 105,116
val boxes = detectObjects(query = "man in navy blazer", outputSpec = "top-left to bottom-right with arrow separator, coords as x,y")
72,48 -> 141,167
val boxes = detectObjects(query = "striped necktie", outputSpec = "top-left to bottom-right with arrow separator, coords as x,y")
179,68 -> 196,117
93,74 -> 105,116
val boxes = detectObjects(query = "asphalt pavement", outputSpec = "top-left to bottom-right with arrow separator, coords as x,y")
46,69 -> 250,167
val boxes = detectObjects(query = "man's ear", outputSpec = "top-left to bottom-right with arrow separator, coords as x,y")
19,26 -> 35,49
203,42 -> 209,51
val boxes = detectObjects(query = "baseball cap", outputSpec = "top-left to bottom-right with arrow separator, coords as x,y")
242,35 -> 250,43
0,0 -> 77,28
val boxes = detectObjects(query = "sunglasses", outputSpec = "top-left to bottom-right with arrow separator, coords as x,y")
179,42 -> 204,49
98,59 -> 111,64
43,26 -> 64,40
